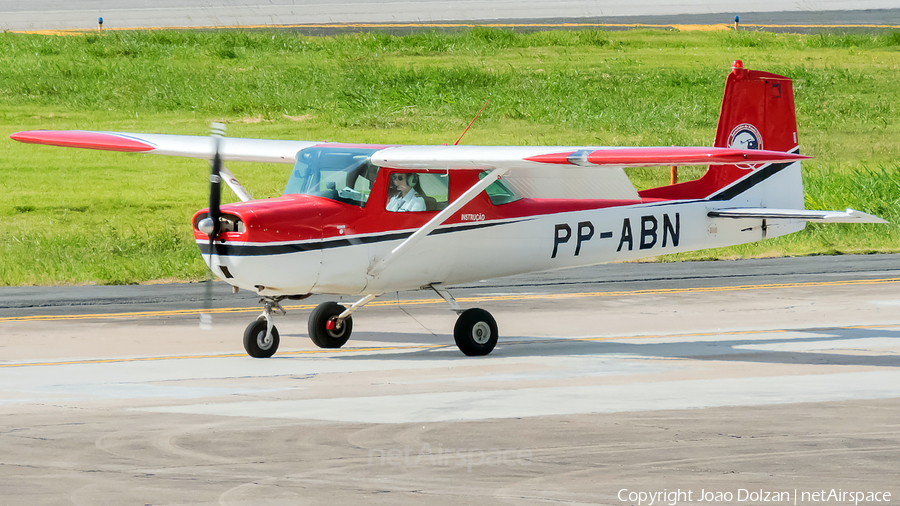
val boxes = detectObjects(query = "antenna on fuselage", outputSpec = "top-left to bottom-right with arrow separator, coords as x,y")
454,100 -> 490,146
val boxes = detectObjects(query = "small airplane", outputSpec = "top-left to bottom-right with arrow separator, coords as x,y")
11,60 -> 886,358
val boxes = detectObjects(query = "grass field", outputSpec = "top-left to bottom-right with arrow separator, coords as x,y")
1,28 -> 898,285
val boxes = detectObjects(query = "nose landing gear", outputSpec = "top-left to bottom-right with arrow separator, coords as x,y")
242,297 -> 285,358
243,319 -> 280,358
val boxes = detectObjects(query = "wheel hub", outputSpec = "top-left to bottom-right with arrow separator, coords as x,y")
257,331 -> 273,350
471,321 -> 491,344
326,321 -> 346,339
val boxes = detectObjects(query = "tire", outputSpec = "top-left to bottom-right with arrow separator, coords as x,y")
243,319 -> 280,358
308,302 -> 353,349
453,308 -> 498,356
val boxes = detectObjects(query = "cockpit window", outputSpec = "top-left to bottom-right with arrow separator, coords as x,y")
386,172 -> 449,212
284,146 -> 381,207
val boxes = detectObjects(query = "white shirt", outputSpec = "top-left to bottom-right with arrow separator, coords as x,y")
387,191 -> 426,212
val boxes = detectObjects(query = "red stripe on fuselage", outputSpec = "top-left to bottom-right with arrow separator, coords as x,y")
193,193 -> 648,246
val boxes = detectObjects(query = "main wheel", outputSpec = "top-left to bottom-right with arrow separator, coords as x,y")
308,302 -> 353,349
243,319 -> 280,358
454,308 -> 498,356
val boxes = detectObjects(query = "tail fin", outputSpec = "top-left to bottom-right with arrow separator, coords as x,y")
713,60 -> 798,153
640,60 -> 803,205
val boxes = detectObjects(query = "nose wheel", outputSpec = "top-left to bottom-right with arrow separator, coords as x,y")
243,318 -> 280,358
242,296 -> 285,358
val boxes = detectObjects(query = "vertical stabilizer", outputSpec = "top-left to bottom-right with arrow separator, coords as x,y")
640,60 -> 802,204
713,60 -> 798,154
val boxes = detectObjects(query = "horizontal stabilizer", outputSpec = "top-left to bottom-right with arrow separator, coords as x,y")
708,208 -> 887,223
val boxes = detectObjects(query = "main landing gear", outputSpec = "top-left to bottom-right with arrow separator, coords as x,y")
307,301 -> 353,348
241,287 -> 499,358
452,308 -> 498,356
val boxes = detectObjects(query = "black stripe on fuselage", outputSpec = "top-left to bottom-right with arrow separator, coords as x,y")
708,148 -> 801,201
198,219 -> 529,256
707,161 -> 792,201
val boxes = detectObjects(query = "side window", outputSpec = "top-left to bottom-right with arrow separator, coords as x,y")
386,172 -> 449,212
479,171 -> 521,205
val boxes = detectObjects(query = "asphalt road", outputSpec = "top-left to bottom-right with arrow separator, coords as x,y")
2,253 -> 898,318
1,254 -> 899,504
2,1 -> 899,31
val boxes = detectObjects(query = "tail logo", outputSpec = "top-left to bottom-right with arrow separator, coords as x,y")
727,123 -> 764,169
727,123 -> 763,150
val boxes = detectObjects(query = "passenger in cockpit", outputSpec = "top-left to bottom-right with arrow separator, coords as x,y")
387,173 -> 427,212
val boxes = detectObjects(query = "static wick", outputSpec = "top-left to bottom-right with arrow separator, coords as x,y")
734,15 -> 739,31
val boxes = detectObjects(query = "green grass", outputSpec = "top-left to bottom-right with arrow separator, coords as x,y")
1,28 -> 899,285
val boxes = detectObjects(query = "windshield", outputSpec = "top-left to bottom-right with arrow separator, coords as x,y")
284,146 -> 381,207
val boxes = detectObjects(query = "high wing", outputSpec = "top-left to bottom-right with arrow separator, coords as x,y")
708,208 -> 887,223
10,130 -> 316,164
370,145 -> 810,169
12,130 -> 808,168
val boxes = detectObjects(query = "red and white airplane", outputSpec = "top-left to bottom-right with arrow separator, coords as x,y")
11,61 -> 885,358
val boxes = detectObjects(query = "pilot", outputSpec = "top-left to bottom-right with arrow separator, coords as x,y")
387,173 -> 426,212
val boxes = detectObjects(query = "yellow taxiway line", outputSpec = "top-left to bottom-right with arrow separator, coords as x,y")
2,322 -> 898,369
0,344 -> 446,368
12,21 -> 898,36
2,276 -> 898,323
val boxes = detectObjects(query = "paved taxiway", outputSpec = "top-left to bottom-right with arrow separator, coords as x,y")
1,255 -> 899,503
3,1 -> 899,32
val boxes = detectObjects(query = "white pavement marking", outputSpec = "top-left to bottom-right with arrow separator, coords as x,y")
138,370 -> 900,423
735,337 -> 900,352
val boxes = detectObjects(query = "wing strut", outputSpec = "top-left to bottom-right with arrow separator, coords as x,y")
218,165 -> 253,202
367,168 -> 509,278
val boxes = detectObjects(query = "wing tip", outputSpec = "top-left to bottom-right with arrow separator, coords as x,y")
10,130 -> 156,152
847,208 -> 889,224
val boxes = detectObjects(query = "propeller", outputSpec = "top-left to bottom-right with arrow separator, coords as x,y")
199,122 -> 226,329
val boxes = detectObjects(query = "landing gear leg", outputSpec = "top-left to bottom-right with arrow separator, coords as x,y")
431,284 -> 498,356
243,297 -> 285,358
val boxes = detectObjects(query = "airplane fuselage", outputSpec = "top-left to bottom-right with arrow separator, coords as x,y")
196,162 -> 805,297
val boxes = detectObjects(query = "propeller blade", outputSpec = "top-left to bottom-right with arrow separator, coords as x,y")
201,122 -> 226,329
208,123 -> 225,240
